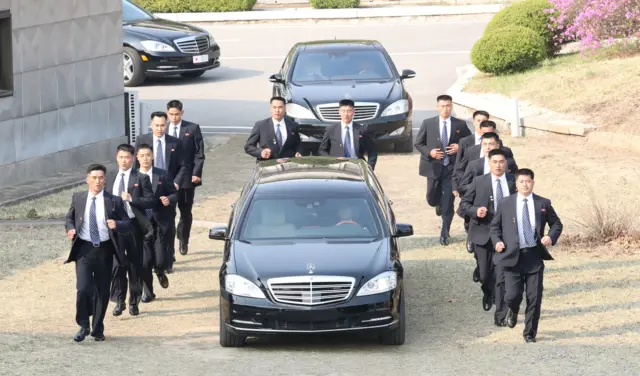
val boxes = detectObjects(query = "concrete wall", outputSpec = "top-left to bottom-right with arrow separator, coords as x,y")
0,0 -> 126,189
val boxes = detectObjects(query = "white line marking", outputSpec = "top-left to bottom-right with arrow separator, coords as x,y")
207,20 -> 488,29
201,125 -> 254,129
223,50 -> 470,60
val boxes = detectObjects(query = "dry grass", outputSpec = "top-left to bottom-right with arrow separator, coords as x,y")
464,48 -> 640,135
0,225 -> 68,279
0,186 -> 84,220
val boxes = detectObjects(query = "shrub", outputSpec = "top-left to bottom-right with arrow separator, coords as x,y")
547,0 -> 640,54
471,25 -> 547,75
310,0 -> 360,9
133,0 -> 257,12
484,0 -> 560,56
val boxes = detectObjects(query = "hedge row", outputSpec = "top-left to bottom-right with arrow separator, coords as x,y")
133,0 -> 257,12
310,0 -> 360,9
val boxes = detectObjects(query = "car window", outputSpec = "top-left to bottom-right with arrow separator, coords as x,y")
291,49 -> 394,83
123,0 -> 153,22
239,195 -> 383,241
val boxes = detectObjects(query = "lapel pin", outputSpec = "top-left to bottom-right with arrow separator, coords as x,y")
541,208 -> 546,213
185,132 -> 190,136
170,148 -> 174,152
512,217 -> 516,223
134,183 -> 139,187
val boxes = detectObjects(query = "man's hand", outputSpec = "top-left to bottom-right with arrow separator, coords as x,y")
541,236 -> 553,247
107,220 -> 117,230
295,152 -> 302,158
429,148 -> 445,160
160,196 -> 170,207
495,242 -> 505,252
477,207 -> 487,218
453,191 -> 459,198
121,192 -> 132,202
174,183 -> 179,190
446,143 -> 459,155
67,229 -> 76,240
261,148 -> 272,159
191,176 -> 201,184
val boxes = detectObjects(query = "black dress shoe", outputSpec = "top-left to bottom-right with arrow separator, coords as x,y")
179,241 -> 188,255
141,294 -> 156,303
506,308 -> 517,328
113,302 -> 125,316
440,236 -> 449,246
482,292 -> 493,311
494,319 -> 506,327
157,272 -> 169,289
435,205 -> 442,216
524,335 -> 536,343
92,333 -> 105,341
466,240 -> 474,253
472,267 -> 480,283
73,327 -> 90,342
129,305 -> 139,316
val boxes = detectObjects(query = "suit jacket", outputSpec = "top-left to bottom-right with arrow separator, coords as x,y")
147,167 -> 178,225
318,122 -> 378,170
490,193 -> 563,270
135,133 -> 186,186
244,117 -> 303,161
105,170 -> 155,230
456,156 -> 519,196
414,116 -> 471,178
172,120 -> 205,189
460,173 -> 516,245
453,143 -> 517,190
64,191 -> 132,266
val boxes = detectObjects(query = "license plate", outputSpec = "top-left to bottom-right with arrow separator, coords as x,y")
193,55 -> 209,64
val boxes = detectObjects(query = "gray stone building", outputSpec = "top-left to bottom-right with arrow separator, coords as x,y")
0,0 -> 125,190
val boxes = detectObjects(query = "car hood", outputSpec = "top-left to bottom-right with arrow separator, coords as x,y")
123,17 -> 207,41
288,80 -> 400,107
232,239 -> 388,281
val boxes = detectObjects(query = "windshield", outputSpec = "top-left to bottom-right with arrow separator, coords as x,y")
239,195 -> 383,241
291,49 -> 394,83
123,0 -> 153,22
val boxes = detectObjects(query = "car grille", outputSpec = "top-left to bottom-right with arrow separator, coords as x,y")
316,102 -> 380,122
173,35 -> 209,54
267,276 -> 355,306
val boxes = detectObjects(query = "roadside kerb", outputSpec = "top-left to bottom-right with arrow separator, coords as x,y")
155,4 -> 505,23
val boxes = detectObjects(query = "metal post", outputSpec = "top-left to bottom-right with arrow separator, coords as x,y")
511,97 -> 521,137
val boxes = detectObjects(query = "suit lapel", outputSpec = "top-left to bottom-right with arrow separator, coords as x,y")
103,191 -> 111,223
151,168 -> 160,193
105,173 -> 116,194
264,119 -> 281,155
533,194 -> 543,235
179,122 -> 188,139
352,123 -> 361,156
77,191 -> 88,229
164,138 -> 171,169
127,171 -> 136,193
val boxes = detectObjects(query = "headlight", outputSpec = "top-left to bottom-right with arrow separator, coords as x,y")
140,40 -> 176,52
381,99 -> 409,117
224,275 -> 266,299
286,103 -> 316,120
208,34 -> 216,45
356,271 -> 397,296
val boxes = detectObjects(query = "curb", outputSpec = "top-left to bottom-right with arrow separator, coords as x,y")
155,4 -> 505,23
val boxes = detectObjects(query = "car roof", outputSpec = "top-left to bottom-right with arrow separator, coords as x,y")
295,40 -> 383,52
252,157 -> 375,195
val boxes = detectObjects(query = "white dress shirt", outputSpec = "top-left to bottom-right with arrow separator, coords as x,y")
439,117 -> 451,144
474,132 -> 482,145
516,192 -> 536,246
272,118 -> 287,145
491,173 -> 510,211
78,190 -> 110,243
169,121 -> 181,138
113,168 -> 135,218
341,122 -> 355,157
483,157 -> 490,174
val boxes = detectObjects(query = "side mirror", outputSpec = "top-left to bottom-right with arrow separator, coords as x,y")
393,223 -> 413,238
209,225 -> 228,240
400,69 -> 416,80
269,73 -> 284,83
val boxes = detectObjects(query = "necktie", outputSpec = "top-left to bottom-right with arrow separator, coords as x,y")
441,121 -> 449,166
89,197 -> 100,246
522,198 -> 536,247
276,124 -> 283,149
343,127 -> 352,158
495,178 -> 503,212
118,173 -> 125,196
172,125 -> 178,137
156,139 -> 165,169
145,208 -> 153,219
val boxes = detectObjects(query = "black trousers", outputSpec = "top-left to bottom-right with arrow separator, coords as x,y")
426,168 -> 454,238
474,241 -> 495,297
75,240 -> 114,337
503,248 -> 545,338
176,187 -> 195,246
142,217 -> 172,296
110,222 -> 144,306
494,263 -> 507,322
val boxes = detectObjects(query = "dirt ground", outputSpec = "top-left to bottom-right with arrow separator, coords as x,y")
0,135 -> 639,375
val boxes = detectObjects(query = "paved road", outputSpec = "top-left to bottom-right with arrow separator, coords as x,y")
134,19 -> 489,135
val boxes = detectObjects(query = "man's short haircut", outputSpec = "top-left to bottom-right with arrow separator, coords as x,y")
137,143 -> 152,153
270,96 -> 286,104
117,143 -> 135,155
437,94 -> 453,102
479,120 -> 497,129
488,148 -> 506,159
166,100 -> 183,111
151,111 -> 167,120
87,163 -> 107,175
339,99 -> 355,108
516,168 -> 535,180
473,110 -> 490,119
481,131 -> 500,142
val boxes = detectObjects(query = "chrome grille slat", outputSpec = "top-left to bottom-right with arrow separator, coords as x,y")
316,102 -> 380,122
173,35 -> 210,54
267,276 -> 355,306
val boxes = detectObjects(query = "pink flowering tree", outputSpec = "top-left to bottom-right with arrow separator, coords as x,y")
547,0 -> 640,52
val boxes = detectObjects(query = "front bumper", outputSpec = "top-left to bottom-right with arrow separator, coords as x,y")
221,289 -> 401,335
138,43 -> 221,76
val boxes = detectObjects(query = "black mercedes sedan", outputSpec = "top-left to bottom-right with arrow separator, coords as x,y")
269,40 -> 416,154
209,157 -> 414,347
122,0 -> 221,87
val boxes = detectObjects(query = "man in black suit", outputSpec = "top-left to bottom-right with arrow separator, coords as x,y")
135,143 -> 177,302
414,94 -> 471,245
490,168 -> 563,343
245,96 -> 304,161
65,164 -> 132,342
318,99 -> 378,170
460,149 -> 516,324
454,110 -> 490,174
166,99 -> 206,257
105,144 -> 155,317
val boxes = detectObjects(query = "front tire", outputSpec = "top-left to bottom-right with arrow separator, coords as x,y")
380,290 -> 405,345
219,304 -> 246,347
123,46 -> 145,87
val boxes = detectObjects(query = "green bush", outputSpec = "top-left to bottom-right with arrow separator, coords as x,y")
132,0 -> 257,12
484,0 -> 558,56
310,0 -> 360,9
471,25 -> 547,75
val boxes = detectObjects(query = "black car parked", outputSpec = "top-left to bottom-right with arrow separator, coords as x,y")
122,0 -> 221,87
269,40 -> 416,154
209,157 -> 414,347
